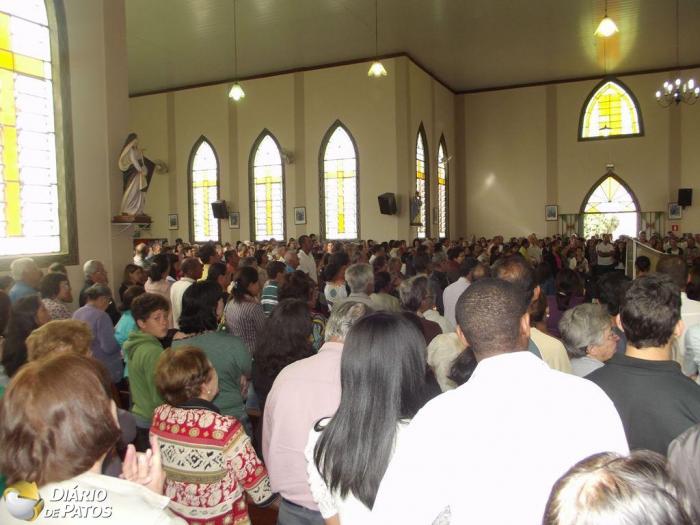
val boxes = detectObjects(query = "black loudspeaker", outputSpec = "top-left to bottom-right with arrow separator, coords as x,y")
678,188 -> 693,207
211,200 -> 229,219
378,193 -> 397,215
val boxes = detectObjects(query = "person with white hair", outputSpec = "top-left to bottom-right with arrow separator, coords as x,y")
79,259 -> 120,325
334,263 -> 378,310
8,257 -> 42,303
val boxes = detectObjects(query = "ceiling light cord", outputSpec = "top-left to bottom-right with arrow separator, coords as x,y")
375,0 -> 379,58
234,0 -> 238,78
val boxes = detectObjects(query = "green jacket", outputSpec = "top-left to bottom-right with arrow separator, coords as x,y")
172,331 -> 251,423
123,330 -> 164,424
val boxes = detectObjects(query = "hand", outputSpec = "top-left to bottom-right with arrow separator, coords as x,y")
120,434 -> 166,495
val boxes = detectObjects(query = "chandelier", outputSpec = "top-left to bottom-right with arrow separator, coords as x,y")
655,0 -> 698,107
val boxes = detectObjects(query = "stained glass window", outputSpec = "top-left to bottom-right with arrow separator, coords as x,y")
251,132 -> 284,241
321,122 -> 358,240
580,80 -> 641,139
583,175 -> 638,239
416,126 -> 428,239
437,137 -> 448,239
0,0 -> 62,257
189,138 -> 219,242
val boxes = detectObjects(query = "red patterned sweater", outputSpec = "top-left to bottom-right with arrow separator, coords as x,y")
151,400 -> 275,525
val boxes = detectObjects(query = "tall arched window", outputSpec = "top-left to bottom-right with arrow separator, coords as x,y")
320,121 -> 358,240
437,136 -> 448,239
189,137 -> 219,242
0,1 -> 75,263
250,130 -> 284,241
581,174 -> 639,239
415,124 -> 429,238
579,78 -> 643,140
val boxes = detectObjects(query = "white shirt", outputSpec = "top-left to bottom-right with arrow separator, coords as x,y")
298,249 -> 318,283
169,277 -> 195,329
678,292 -> 700,366
423,309 -> 454,333
427,332 -> 465,391
442,277 -> 470,328
371,352 -> 628,525
305,420 -> 407,524
596,242 -> 615,266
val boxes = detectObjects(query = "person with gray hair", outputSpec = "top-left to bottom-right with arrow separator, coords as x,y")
399,275 -> 451,344
8,257 -> 42,303
335,263 -> 378,310
79,259 -> 120,325
284,249 -> 300,272
72,283 -> 123,383
559,303 -> 619,377
263,301 -> 372,524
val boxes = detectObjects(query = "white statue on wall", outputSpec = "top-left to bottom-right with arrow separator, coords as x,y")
117,132 -> 155,219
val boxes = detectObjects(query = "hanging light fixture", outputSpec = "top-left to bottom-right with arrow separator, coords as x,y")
655,0 -> 699,106
228,0 -> 245,101
368,0 -> 387,77
594,0 -> 618,37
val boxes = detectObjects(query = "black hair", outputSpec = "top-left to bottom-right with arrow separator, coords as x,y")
178,281 -> 224,333
252,299 -> 314,404
198,243 -> 216,264
412,253 -> 430,274
621,274 -> 681,349
596,272 -> 632,316
230,266 -> 259,301
121,263 -> 142,286
0,276 -> 14,292
492,255 -> 536,303
455,278 -> 530,357
1,295 -> 42,377
448,347 -> 478,386
147,253 -> 170,282
313,312 -> 428,509
374,271 -> 391,293
447,247 -> 463,261
278,271 -> 313,302
39,272 -> 68,299
166,253 -> 179,280
266,260 -> 286,280
635,255 -> 651,273
131,292 -> 170,322
0,290 -> 10,335
656,255 -> 688,290
48,262 -> 67,274
459,257 -> 479,278
120,285 -> 146,312
554,269 -> 584,312
323,251 -> 350,282
206,262 -> 229,284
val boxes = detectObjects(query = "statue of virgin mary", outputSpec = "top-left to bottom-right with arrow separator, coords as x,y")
118,133 -> 155,217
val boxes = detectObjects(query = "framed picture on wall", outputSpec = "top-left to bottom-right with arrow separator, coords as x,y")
229,211 -> 240,229
168,214 -> 179,230
294,207 -> 307,225
668,202 -> 682,220
545,205 -> 558,221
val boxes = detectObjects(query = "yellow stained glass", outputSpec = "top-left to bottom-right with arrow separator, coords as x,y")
190,139 -> 219,242
322,124 -> 357,240
437,139 -> 447,238
252,133 -> 284,241
581,80 -> 641,139
416,127 -> 428,238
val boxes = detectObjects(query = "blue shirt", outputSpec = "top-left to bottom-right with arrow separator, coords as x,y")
9,281 -> 36,303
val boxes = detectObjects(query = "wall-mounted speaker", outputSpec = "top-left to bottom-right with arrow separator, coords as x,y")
678,188 -> 692,207
211,200 -> 229,219
378,193 -> 397,215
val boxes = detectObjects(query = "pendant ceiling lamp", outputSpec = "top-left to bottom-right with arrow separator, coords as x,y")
368,0 -> 387,78
594,0 -> 618,37
228,0 -> 245,101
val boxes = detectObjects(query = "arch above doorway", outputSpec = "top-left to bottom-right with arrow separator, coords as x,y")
579,173 -> 640,239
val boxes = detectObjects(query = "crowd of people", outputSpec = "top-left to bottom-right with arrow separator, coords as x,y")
0,230 -> 699,524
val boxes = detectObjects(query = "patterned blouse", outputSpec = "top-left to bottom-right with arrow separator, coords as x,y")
224,299 -> 266,355
42,297 -> 71,320
151,399 -> 275,525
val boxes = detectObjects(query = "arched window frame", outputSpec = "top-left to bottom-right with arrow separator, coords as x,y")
0,0 -> 77,269
248,129 -> 286,242
319,120 -> 360,241
579,172 -> 640,236
578,77 -> 644,141
437,134 -> 448,239
187,136 -> 220,243
415,123 -> 430,238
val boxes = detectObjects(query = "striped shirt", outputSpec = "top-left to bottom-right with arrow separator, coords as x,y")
261,281 -> 279,316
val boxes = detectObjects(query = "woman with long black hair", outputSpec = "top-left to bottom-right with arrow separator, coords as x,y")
305,312 -> 429,524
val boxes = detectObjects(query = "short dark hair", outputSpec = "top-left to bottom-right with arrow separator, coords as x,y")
206,261 -> 228,283
39,272 -> 68,299
635,255 -> 651,273
48,262 -> 67,274
492,255 -> 536,303
596,272 -> 631,316
544,451 -> 696,525
198,243 -> 216,264
374,271 -> 392,293
620,274 -> 681,349
267,260 -> 286,279
180,257 -> 202,277
459,257 -> 479,278
231,266 -> 259,301
656,255 -> 688,290
455,278 -> 529,357
120,285 -> 146,312
178,281 -> 223,333
148,253 -> 170,282
155,346 -> 213,406
131,292 -> 170,322
412,253 -> 431,274
278,270 -> 313,302
122,263 -> 142,285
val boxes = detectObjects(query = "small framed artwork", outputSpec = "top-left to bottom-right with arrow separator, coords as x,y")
168,214 -> 179,230
294,206 -> 307,225
545,204 -> 558,221
228,211 -> 240,229
668,202 -> 682,220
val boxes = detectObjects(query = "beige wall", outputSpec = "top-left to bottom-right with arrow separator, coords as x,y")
460,68 -> 700,238
130,56 -> 455,243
